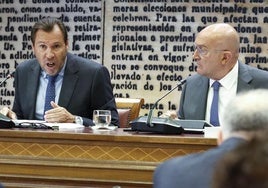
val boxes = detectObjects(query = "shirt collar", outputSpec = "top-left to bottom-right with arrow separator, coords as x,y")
210,61 -> 239,90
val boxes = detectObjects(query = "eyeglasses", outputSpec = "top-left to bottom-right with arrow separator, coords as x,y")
15,122 -> 52,129
194,44 -> 228,56
194,45 -> 209,56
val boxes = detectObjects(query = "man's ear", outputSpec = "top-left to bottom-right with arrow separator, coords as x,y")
217,129 -> 223,145
221,51 -> 232,65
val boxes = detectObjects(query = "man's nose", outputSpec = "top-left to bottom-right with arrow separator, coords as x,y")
192,49 -> 200,60
46,48 -> 55,59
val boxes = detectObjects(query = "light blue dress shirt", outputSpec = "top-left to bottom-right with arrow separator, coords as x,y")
35,62 -> 66,120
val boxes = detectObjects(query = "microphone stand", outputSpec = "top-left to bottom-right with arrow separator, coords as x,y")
147,79 -> 186,127
130,79 -> 186,134
0,71 -> 15,87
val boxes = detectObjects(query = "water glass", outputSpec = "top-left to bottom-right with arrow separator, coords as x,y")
93,110 -> 111,128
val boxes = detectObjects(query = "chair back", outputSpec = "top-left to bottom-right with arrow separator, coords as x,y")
115,98 -> 144,128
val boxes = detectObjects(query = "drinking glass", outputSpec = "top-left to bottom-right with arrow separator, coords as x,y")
93,110 -> 111,128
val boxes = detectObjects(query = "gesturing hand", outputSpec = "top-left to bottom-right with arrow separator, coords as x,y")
44,101 -> 75,123
0,106 -> 17,120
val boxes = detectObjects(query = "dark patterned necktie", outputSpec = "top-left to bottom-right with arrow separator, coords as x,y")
210,81 -> 221,126
44,74 -> 58,115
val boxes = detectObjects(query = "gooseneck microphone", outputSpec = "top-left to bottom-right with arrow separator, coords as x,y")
146,79 -> 186,127
0,71 -> 15,87
130,79 -> 187,134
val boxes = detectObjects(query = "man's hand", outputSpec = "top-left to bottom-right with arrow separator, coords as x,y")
0,107 -> 17,119
44,102 -> 75,123
160,110 -> 178,119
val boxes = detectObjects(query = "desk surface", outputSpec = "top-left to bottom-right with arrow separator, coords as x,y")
0,127 -> 217,187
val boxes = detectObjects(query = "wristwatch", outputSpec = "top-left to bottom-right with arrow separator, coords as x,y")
74,116 -> 83,125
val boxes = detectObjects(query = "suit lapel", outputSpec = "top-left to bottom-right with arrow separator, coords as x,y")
27,63 -> 41,119
58,54 -> 79,108
237,62 -> 254,92
195,77 -> 209,118
186,76 -> 208,119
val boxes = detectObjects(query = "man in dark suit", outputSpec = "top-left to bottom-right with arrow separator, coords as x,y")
154,89 -> 268,188
3,17 -> 119,127
178,23 -> 268,126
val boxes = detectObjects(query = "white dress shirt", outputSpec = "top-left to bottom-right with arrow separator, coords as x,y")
205,62 -> 238,125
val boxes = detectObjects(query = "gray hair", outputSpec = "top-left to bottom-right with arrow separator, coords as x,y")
222,89 -> 268,136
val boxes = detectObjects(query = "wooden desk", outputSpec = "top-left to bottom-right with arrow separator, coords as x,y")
0,127 -> 217,187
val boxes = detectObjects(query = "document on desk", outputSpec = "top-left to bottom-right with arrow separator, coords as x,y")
45,123 -> 85,130
91,125 -> 118,131
204,127 -> 221,138
13,119 -> 84,130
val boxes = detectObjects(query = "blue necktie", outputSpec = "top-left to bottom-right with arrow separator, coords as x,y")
210,81 -> 221,126
44,74 -> 58,115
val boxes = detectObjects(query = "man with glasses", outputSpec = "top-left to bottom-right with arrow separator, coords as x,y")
178,23 -> 268,126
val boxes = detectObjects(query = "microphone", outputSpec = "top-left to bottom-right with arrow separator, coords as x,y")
130,79 -> 186,134
0,71 -> 15,87
146,79 -> 186,127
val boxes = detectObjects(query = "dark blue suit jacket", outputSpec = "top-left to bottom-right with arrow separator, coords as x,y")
153,137 -> 246,188
178,62 -> 268,120
12,53 -> 119,127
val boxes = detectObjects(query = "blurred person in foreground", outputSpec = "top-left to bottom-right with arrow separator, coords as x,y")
212,132 -> 268,188
153,89 -> 268,188
0,17 -> 119,127
163,23 -> 268,126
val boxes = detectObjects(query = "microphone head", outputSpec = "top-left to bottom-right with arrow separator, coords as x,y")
10,71 -> 15,78
6,71 -> 15,79
179,79 -> 186,85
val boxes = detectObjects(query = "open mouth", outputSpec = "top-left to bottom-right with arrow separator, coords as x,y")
46,62 -> 55,67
